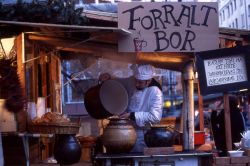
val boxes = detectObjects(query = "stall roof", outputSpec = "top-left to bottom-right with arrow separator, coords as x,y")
0,20 -> 194,71
0,19 -> 249,71
0,20 -> 130,35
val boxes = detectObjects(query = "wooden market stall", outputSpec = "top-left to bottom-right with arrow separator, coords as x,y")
0,4 -> 250,165
0,20 -> 197,166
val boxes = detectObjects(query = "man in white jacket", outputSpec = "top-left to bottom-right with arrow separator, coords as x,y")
119,64 -> 163,152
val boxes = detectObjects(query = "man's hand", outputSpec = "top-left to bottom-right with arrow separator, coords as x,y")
119,112 -> 130,119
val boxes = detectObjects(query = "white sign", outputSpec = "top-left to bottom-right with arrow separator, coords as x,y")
118,2 -> 219,52
204,55 -> 248,87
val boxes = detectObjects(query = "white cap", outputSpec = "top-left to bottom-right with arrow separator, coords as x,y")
132,64 -> 155,80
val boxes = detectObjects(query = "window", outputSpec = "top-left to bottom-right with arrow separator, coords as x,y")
241,14 -> 245,28
230,3 -> 233,14
223,10 -> 225,21
248,5 -> 250,17
219,13 -> 222,24
62,60 -> 88,103
233,0 -> 236,10
235,18 -> 238,28
240,0 -> 243,6
227,6 -> 230,17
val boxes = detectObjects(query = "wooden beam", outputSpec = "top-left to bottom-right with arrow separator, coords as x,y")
28,34 -> 137,63
219,34 -> 243,41
81,10 -> 118,22
32,43 -> 38,101
27,34 -> 118,51
28,35 -> 72,42
16,33 -> 26,95
50,55 -> 61,113
28,34 -> 193,70
137,52 -> 191,63
54,46 -> 94,54
136,52 -> 193,71
0,20 -> 129,34
59,47 -> 192,71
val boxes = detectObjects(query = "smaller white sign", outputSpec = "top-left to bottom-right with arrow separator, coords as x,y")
204,55 -> 248,87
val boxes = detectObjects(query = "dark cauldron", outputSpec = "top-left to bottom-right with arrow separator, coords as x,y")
54,134 -> 81,165
144,125 -> 174,147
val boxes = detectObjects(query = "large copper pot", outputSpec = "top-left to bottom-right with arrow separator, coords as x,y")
84,80 -> 128,119
102,118 -> 137,153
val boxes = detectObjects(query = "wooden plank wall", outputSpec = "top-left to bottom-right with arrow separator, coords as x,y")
22,40 -> 62,160
32,44 -> 38,101
50,54 -> 62,113
25,42 -> 62,113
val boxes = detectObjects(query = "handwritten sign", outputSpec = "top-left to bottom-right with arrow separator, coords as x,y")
196,46 -> 250,95
204,55 -> 248,87
118,2 -> 219,52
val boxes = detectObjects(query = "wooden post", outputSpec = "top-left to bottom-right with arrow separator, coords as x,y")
16,33 -> 26,95
182,61 -> 195,150
50,55 -> 62,113
224,93 -> 232,151
40,52 -> 48,97
32,44 -> 38,101
16,33 -> 28,132
197,81 -> 204,131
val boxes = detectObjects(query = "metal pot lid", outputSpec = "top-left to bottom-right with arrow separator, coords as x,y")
99,80 -> 128,115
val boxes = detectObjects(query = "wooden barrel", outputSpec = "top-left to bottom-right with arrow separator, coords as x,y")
78,136 -> 97,162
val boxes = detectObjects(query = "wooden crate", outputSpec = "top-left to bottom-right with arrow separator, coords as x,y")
230,156 -> 250,164
213,157 -> 230,165
213,156 -> 250,166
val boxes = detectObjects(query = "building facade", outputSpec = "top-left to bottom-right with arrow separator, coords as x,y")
77,0 -> 216,6
219,0 -> 250,29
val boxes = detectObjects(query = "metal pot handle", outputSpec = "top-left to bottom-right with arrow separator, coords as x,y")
143,122 -> 152,134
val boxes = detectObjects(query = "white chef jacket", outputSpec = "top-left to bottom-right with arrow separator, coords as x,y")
128,86 -> 163,127
128,86 -> 163,152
